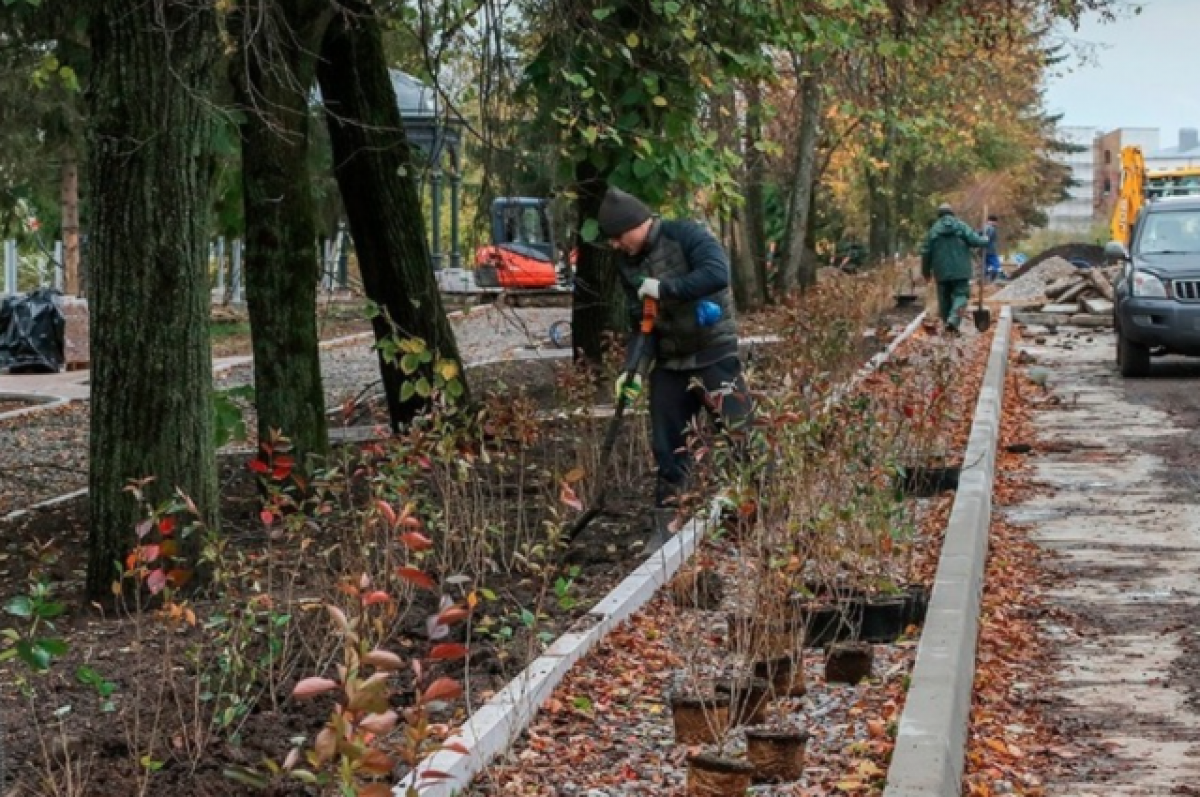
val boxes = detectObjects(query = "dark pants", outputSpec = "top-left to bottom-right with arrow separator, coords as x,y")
936,278 -> 971,328
649,356 -> 753,507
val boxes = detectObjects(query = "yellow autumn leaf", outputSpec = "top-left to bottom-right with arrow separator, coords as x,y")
438,360 -> 459,381
626,32 -> 640,48
652,95 -> 668,107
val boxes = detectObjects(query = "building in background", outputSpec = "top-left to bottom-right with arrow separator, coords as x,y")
1093,127 -> 1161,223
1045,125 -> 1099,232
1146,127 -> 1200,170
1045,126 -> 1200,232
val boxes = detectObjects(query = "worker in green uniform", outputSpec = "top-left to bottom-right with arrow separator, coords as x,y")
920,203 -> 990,335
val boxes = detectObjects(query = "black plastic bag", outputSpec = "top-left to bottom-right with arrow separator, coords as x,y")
0,288 -> 66,374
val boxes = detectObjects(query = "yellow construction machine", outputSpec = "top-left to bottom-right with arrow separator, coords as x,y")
1110,146 -> 1200,247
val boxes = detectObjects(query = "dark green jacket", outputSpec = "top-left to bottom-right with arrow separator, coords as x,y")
618,219 -> 738,370
921,215 -> 989,282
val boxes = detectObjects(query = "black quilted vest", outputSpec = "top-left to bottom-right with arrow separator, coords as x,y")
620,221 -> 738,365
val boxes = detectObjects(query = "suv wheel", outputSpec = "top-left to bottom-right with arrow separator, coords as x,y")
1117,324 -> 1151,378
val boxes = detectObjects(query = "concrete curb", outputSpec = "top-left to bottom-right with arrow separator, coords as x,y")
397,498 -> 720,796
883,305 -> 1013,797
395,315 -> 928,797
0,393 -> 71,423
1,487 -> 89,525
826,310 -> 928,409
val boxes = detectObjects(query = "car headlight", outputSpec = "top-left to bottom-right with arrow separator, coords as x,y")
1132,270 -> 1168,298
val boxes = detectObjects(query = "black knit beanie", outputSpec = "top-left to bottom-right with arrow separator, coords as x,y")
597,187 -> 652,238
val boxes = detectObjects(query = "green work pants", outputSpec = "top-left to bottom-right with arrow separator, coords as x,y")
936,279 -> 971,328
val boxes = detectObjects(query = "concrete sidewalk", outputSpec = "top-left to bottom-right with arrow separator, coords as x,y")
1010,330 -> 1200,793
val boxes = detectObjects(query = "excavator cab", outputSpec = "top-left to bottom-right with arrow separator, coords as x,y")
474,197 -> 561,289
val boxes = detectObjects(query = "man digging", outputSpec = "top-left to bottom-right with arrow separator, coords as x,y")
598,186 -> 753,549
920,202 -> 990,336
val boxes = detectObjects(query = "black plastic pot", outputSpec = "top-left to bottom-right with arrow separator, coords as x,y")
898,465 -> 961,497
903,584 -> 930,628
860,596 -> 908,643
793,598 -> 863,648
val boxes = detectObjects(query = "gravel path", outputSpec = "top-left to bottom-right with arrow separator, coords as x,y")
0,305 -> 570,517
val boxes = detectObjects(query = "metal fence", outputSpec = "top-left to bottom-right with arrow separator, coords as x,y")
4,228 -> 354,299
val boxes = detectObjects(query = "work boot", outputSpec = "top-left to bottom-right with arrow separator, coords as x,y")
643,507 -> 676,555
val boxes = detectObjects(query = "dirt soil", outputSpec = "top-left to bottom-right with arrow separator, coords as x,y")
0,429 -> 656,796
0,298 -> 926,797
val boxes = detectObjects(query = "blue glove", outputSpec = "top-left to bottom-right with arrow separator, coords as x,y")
695,300 -> 722,328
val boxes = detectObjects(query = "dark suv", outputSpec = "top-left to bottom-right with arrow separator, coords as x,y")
1110,196 -> 1200,377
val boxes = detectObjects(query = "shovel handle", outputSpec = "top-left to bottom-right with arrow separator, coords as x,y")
639,296 -> 658,335
567,298 -> 659,542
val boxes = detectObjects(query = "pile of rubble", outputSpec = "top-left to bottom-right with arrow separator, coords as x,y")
991,256 -> 1118,327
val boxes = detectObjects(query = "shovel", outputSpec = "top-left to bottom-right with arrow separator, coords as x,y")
567,296 -> 658,542
972,207 -> 993,332
972,255 -> 991,332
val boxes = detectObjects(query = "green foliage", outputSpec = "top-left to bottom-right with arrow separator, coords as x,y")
213,384 -> 254,449
76,665 -> 118,712
523,0 -> 775,214
1,579 -> 68,673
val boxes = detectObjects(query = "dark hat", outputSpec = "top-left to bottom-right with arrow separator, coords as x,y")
597,187 -> 652,238
937,203 -> 954,217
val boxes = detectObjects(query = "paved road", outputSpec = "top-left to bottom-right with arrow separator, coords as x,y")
1011,326 -> 1200,795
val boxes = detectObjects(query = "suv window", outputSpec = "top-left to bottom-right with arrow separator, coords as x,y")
1135,210 -> 1200,255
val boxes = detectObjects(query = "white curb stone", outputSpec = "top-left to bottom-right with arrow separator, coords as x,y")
884,306 -> 1013,797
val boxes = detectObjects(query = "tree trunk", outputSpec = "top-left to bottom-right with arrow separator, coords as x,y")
729,209 -> 762,312
317,2 -> 465,428
742,80 -> 769,304
60,152 -> 80,295
713,89 -> 761,312
570,164 -> 624,364
233,1 -> 331,464
895,158 -> 916,256
867,121 -> 897,264
867,166 -> 890,264
85,0 -> 220,601
777,63 -> 823,294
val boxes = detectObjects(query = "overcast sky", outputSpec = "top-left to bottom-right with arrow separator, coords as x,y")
1042,0 -> 1199,148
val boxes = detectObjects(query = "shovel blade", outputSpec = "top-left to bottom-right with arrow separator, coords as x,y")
973,309 -> 992,332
